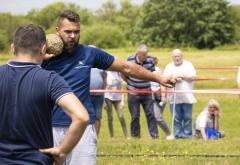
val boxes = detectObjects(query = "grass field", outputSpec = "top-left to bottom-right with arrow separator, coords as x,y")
1,49 -> 240,164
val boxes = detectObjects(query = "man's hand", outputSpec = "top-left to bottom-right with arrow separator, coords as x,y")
40,147 -> 66,165
159,77 -> 176,88
43,53 -> 55,60
175,77 -> 183,82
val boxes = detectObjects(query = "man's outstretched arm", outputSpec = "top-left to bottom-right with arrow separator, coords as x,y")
108,59 -> 175,88
40,93 -> 89,164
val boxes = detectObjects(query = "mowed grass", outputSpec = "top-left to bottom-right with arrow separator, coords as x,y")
1,49 -> 240,164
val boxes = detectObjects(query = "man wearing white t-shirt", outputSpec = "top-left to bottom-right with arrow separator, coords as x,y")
163,49 -> 197,139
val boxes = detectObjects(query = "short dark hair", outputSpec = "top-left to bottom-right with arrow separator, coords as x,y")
57,10 -> 80,26
13,24 -> 46,56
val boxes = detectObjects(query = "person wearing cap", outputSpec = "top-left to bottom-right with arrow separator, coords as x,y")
125,44 -> 159,139
163,49 -> 197,139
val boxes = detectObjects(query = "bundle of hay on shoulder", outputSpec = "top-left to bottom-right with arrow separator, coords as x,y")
46,34 -> 63,57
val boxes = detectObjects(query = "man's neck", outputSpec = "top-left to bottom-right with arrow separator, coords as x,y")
14,54 -> 40,64
136,55 -> 143,64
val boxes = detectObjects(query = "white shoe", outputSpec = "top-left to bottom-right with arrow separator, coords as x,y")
166,135 -> 175,140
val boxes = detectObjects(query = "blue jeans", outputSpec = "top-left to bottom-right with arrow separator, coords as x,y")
170,103 -> 193,139
128,94 -> 158,138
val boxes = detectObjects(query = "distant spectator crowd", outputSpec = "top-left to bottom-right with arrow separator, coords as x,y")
90,45 -> 224,141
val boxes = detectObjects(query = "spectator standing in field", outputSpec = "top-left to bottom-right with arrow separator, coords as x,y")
163,49 -> 197,139
125,44 -> 159,139
90,68 -> 106,137
195,99 -> 223,140
150,57 -> 174,140
42,10 -> 175,165
0,24 -> 89,165
105,70 -> 128,138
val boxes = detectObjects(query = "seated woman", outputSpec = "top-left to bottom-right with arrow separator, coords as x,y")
195,99 -> 223,140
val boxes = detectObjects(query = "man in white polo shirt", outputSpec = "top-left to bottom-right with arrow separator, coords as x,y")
163,49 -> 197,139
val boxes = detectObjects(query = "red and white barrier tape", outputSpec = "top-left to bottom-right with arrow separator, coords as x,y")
196,67 -> 238,70
90,89 -> 240,95
195,77 -> 235,81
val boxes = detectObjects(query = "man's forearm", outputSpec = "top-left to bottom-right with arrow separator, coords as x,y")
56,93 -> 89,155
182,76 -> 195,82
120,61 -> 162,82
58,118 -> 87,154
108,59 -> 175,88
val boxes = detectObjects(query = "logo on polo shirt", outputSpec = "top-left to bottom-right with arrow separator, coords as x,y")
78,61 -> 84,65
75,60 -> 90,68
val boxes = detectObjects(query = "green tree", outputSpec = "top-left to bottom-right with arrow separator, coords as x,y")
80,24 -> 126,48
0,31 -> 8,51
0,13 -> 30,50
95,0 -> 142,46
96,0 -> 117,23
139,0 -> 235,48
228,5 -> 240,42
27,2 -> 65,29
27,2 -> 94,30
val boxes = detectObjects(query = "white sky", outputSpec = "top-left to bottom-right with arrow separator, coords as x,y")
0,0 -> 239,15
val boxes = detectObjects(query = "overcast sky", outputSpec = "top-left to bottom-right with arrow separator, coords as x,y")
0,0 -> 239,15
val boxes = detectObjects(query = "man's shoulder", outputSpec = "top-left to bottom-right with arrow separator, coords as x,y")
145,56 -> 155,63
0,64 -> 7,70
127,54 -> 135,61
183,60 -> 194,66
36,67 -> 58,78
165,62 -> 174,68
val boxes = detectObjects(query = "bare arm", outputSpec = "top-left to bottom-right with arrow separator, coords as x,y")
200,127 -> 207,140
108,59 -> 175,88
175,75 -> 196,82
214,111 -> 220,130
40,93 -> 89,164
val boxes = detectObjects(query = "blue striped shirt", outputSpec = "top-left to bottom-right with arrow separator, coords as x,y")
126,55 -> 155,93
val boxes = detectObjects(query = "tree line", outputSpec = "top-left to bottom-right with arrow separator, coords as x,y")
0,0 -> 240,51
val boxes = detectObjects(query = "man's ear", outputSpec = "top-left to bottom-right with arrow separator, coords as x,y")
11,43 -> 16,55
40,44 -> 47,56
56,26 -> 60,33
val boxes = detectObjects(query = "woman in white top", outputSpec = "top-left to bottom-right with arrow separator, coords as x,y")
195,99 -> 223,140
104,71 -> 128,138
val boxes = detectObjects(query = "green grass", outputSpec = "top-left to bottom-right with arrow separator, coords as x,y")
1,49 -> 240,164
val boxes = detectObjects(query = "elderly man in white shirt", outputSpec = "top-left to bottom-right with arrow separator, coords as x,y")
163,49 -> 197,139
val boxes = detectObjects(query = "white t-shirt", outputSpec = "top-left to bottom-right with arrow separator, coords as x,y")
195,109 -> 214,130
163,60 -> 197,104
104,71 -> 123,101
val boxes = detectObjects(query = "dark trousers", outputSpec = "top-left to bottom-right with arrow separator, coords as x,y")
128,94 -> 158,138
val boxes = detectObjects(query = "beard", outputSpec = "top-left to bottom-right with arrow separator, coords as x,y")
62,37 -> 79,54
